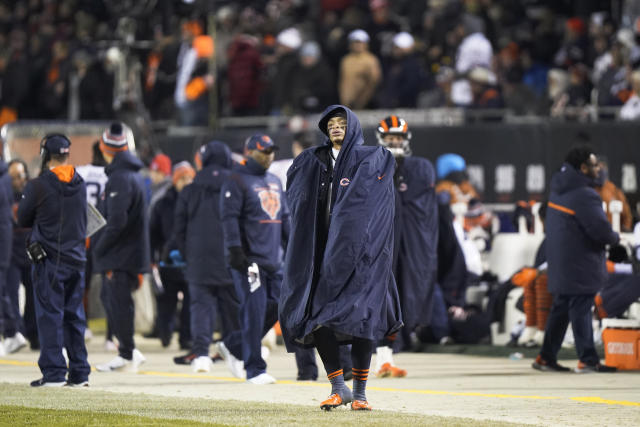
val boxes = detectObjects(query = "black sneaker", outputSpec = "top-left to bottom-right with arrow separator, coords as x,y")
30,378 -> 65,387
532,355 -> 570,372
574,362 -> 617,373
173,352 -> 197,365
64,380 -> 89,387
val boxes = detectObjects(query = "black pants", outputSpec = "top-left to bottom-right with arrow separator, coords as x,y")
540,294 -> 599,365
100,271 -> 137,360
32,259 -> 90,383
157,272 -> 190,347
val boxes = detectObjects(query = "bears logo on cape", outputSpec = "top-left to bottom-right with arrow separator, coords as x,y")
258,189 -> 281,220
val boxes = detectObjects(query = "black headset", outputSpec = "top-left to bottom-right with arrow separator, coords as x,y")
39,133 -> 72,174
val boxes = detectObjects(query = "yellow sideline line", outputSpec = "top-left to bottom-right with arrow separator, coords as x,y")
2,359 -> 639,407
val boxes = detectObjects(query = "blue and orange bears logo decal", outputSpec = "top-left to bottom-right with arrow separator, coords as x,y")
258,187 -> 281,220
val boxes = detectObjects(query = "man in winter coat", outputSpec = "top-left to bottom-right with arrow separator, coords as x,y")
3,160 -> 33,353
93,123 -> 150,373
280,105 -> 402,411
149,161 -> 195,350
220,134 -> 289,384
373,115 -> 438,377
339,30 -> 382,109
533,145 -> 619,373
17,134 -> 90,386
174,141 -> 244,376
0,155 -> 15,357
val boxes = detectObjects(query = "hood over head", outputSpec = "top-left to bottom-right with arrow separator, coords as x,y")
105,150 -> 144,175
318,104 -> 363,157
551,162 -> 594,195
200,140 -> 232,169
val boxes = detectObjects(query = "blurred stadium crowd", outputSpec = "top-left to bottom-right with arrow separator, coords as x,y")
3,0 -> 640,126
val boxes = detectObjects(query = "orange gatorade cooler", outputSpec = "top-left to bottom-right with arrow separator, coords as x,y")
601,319 -> 640,370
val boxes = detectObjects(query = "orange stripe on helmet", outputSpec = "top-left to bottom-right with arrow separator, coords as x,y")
391,115 -> 398,128
379,119 -> 389,132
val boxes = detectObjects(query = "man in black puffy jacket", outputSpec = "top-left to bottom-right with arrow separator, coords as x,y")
533,145 -> 619,374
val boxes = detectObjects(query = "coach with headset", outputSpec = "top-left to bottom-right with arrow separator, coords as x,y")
17,134 -> 90,387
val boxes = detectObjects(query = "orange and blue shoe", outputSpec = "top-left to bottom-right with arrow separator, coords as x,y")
376,362 -> 407,378
351,400 -> 372,411
320,389 -> 353,411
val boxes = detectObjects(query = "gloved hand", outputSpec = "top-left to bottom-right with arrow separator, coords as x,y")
169,249 -> 185,266
229,246 -> 249,272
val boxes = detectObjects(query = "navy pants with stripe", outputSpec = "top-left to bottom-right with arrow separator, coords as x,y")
32,259 -> 90,383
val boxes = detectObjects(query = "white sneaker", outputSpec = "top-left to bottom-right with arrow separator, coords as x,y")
4,333 -> 27,354
104,340 -> 118,352
0,341 -> 6,357
261,345 -> 270,360
96,356 -> 129,372
517,327 -> 537,346
247,372 -> 276,385
533,330 -> 545,346
374,346 -> 392,374
261,328 -> 277,350
216,341 -> 245,379
132,349 -> 146,373
192,356 -> 212,373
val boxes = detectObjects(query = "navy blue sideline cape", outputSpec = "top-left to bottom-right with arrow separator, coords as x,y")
279,105 -> 403,350
393,156 -> 439,329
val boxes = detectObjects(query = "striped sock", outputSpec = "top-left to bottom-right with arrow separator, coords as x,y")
327,369 -> 345,395
352,368 -> 369,401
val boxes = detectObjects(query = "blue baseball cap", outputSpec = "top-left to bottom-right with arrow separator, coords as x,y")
42,134 -> 71,155
245,133 -> 279,152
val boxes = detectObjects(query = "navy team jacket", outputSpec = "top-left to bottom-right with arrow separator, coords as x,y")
17,166 -> 87,267
220,157 -> 290,271
174,141 -> 233,286
393,155 -> 439,329
92,150 -> 150,273
546,163 -> 619,295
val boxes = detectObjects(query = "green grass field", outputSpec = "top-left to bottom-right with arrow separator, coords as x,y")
0,383 -> 518,426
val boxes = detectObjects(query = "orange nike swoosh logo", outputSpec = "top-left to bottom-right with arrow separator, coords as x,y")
256,142 -> 265,150
377,174 -> 385,180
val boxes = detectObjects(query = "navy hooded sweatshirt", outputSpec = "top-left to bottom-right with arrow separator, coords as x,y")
220,155 -> 290,271
92,150 -> 150,273
279,105 -> 402,350
17,166 -> 87,267
546,162 -> 619,295
174,141 -> 233,286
